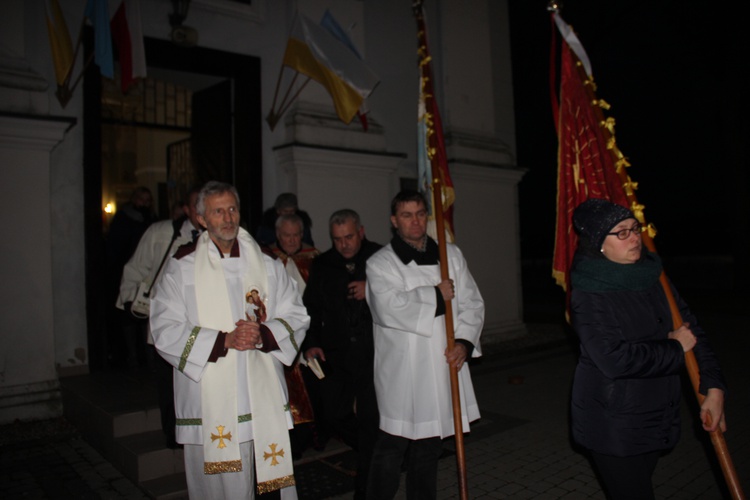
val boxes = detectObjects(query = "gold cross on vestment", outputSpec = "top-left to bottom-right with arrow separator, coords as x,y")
263,443 -> 285,466
210,425 -> 232,449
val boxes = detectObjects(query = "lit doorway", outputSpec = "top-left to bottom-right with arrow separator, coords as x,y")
83,32 -> 262,370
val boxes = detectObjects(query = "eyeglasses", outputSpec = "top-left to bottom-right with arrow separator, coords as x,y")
607,222 -> 644,240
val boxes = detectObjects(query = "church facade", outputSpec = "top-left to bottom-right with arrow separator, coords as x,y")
0,0 -> 525,423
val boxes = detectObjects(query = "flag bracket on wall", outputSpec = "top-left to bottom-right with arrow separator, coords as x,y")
45,0 -> 147,108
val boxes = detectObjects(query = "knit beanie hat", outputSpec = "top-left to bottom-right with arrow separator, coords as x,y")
573,198 -> 634,254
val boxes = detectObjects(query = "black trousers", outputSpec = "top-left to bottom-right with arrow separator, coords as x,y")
590,450 -> 661,500
304,362 -> 380,499
366,431 -> 443,500
150,345 -> 176,446
353,374 -> 379,499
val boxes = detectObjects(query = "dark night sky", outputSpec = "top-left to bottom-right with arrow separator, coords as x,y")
508,1 -> 748,261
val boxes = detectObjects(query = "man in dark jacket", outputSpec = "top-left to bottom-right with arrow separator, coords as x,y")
302,209 -> 381,500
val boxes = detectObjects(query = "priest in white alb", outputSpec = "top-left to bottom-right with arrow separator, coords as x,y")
150,181 -> 310,499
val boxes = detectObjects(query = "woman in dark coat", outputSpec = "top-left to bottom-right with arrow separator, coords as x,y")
569,198 -> 727,500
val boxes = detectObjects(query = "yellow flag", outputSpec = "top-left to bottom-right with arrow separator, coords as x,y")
45,0 -> 74,86
281,14 -> 379,124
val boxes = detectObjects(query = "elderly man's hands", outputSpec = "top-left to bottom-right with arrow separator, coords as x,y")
226,317 -> 262,350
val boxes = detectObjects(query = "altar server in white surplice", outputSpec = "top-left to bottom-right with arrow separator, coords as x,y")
150,181 -> 309,499
365,189 -> 484,500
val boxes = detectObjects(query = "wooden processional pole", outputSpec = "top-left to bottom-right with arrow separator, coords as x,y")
432,178 -> 469,500
413,2 -> 468,497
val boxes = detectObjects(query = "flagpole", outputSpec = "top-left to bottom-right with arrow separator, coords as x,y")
413,2 -> 468,498
275,74 -> 313,127
431,178 -> 469,499
55,14 -> 87,108
569,49 -> 746,500
266,65 -> 312,131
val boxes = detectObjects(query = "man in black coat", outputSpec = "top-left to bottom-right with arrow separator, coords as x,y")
302,209 -> 381,500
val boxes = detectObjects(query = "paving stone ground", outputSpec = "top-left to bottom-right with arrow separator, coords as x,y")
2,290 -> 748,499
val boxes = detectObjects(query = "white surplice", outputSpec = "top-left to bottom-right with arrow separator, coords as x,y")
365,242 -> 484,440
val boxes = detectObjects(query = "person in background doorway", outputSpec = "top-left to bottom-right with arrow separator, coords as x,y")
255,192 -> 314,247
116,186 -> 203,448
105,186 -> 155,369
268,213 -> 320,459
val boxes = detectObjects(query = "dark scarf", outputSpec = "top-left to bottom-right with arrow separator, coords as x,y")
571,251 -> 662,292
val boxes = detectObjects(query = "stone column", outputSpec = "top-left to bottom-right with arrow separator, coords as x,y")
274,103 -> 403,246
0,115 -> 72,424
0,0 -> 75,423
436,0 -> 527,341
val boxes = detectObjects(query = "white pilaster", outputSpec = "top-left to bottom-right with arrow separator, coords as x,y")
0,114 -> 72,424
451,163 -> 527,341
274,142 -> 403,248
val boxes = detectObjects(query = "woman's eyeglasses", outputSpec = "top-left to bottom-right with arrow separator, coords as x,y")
607,222 -> 643,240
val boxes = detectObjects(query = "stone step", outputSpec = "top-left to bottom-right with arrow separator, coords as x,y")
61,371 -> 162,457
60,369 -> 186,498
141,473 -> 189,500
113,429 -> 185,483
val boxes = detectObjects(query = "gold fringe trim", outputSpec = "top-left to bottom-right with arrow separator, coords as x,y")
257,475 -> 295,494
203,459 -> 243,475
